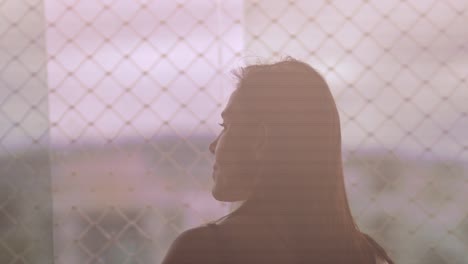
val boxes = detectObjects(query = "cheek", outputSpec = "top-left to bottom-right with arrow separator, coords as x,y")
217,134 -> 254,161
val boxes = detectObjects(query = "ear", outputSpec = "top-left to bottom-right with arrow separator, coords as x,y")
254,122 -> 268,161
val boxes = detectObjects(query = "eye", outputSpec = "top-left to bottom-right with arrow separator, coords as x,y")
218,122 -> 226,128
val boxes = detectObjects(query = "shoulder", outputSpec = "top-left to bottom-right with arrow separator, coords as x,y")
161,225 -> 218,264
376,255 -> 391,264
362,233 -> 394,264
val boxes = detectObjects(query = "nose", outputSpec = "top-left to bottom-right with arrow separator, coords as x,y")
209,139 -> 217,154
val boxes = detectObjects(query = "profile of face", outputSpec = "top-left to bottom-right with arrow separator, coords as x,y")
209,89 -> 266,202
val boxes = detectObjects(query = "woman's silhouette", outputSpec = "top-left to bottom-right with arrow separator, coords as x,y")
162,57 -> 394,264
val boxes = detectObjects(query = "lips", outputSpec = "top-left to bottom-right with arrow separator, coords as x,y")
212,165 -> 217,180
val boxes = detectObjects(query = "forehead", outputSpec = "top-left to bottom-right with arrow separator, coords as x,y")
221,90 -> 246,120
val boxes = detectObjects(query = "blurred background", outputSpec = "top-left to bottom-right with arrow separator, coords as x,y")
1,0 -> 467,263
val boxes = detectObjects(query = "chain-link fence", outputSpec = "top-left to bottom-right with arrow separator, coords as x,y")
1,0 -> 467,263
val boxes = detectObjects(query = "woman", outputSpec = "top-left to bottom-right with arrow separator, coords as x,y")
162,57 -> 394,264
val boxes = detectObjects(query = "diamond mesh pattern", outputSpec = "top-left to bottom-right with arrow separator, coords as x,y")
1,0 -> 468,264
1,0 -> 53,263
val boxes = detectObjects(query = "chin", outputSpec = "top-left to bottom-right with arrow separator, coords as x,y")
211,187 -> 247,202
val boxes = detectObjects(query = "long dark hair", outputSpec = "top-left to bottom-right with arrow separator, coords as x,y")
212,57 -> 394,264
